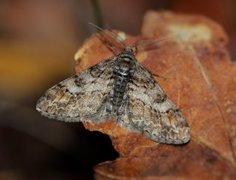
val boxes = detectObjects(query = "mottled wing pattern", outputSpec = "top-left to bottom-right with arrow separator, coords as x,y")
36,57 -> 116,122
120,63 -> 191,144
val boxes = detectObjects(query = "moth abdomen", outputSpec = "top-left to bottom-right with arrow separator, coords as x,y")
112,55 -> 134,108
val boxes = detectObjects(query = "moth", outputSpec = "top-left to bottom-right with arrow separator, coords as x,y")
36,29 -> 191,144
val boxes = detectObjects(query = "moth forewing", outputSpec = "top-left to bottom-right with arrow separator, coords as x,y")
36,30 -> 191,144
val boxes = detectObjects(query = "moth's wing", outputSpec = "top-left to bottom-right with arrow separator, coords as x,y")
36,57 -> 116,122
119,63 -> 191,144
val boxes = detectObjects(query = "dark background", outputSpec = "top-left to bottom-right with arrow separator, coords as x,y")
0,0 -> 235,179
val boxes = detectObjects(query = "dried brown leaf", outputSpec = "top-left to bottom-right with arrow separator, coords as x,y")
75,11 -> 236,179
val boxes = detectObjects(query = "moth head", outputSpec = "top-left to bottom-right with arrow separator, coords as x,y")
124,46 -> 136,55
118,47 -> 136,62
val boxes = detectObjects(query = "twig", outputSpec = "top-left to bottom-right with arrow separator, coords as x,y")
90,0 -> 104,28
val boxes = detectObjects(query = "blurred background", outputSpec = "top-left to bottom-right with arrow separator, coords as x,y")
0,0 -> 235,179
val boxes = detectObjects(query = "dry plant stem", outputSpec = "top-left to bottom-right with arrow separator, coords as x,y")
90,0 -> 104,28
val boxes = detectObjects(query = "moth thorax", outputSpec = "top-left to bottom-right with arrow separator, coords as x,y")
117,62 -> 130,76
115,57 -> 134,77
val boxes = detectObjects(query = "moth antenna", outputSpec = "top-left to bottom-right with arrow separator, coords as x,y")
152,72 -> 176,80
89,22 -> 126,46
136,35 -> 177,53
89,22 -> 126,55
88,22 -> 104,32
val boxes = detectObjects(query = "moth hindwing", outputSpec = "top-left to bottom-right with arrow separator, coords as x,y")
36,32 -> 191,145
